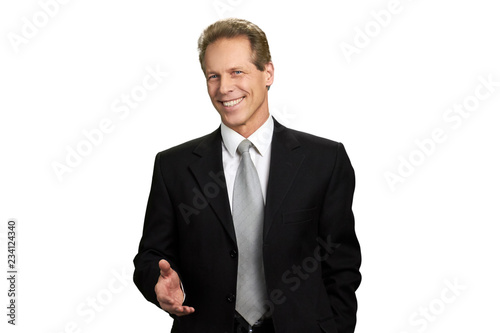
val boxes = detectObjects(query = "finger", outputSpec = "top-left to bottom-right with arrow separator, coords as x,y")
159,300 -> 195,315
159,259 -> 171,277
169,306 -> 195,317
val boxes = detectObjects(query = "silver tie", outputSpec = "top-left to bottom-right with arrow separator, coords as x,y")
232,139 -> 267,325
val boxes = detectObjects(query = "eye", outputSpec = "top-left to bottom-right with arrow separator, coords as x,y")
208,74 -> 218,80
234,70 -> 243,75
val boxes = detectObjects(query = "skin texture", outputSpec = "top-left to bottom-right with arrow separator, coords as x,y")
155,259 -> 195,316
154,36 -> 274,316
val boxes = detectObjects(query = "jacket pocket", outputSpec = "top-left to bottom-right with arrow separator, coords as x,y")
318,316 -> 338,333
282,207 -> 317,225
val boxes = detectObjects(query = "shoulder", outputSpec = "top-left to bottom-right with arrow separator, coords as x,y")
274,119 -> 344,153
289,127 -> 341,148
155,127 -> 221,163
273,119 -> 352,171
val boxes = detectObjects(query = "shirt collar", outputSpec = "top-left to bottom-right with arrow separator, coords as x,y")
220,115 -> 274,157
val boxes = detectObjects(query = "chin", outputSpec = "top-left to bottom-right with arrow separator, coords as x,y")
221,111 -> 249,127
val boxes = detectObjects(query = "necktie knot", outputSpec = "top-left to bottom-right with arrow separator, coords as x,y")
237,139 -> 253,155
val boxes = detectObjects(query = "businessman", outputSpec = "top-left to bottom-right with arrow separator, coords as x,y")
133,18 -> 361,333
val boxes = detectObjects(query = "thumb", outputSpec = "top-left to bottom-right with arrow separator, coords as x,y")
159,259 -> 172,278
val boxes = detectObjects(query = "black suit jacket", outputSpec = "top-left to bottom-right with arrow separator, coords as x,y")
133,118 -> 361,333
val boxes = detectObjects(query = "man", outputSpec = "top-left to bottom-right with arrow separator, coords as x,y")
133,18 -> 361,333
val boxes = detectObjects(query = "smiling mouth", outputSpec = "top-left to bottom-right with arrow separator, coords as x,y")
220,97 -> 244,107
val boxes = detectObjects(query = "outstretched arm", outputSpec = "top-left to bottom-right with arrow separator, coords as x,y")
133,153 -> 195,317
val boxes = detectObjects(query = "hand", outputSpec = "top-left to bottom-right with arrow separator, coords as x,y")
155,259 -> 195,316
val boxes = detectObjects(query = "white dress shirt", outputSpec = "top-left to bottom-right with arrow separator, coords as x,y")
220,115 -> 274,211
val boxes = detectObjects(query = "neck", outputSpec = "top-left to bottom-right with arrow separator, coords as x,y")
233,111 -> 269,138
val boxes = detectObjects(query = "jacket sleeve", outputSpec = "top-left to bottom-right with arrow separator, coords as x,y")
319,142 -> 362,333
133,152 -> 181,308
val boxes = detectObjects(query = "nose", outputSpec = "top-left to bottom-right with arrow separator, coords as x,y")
219,75 -> 234,95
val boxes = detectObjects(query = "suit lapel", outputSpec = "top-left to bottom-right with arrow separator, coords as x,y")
264,119 -> 304,240
188,128 -> 236,244
187,120 -> 304,244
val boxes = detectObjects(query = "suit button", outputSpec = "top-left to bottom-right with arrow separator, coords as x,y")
230,250 -> 237,258
226,294 -> 235,303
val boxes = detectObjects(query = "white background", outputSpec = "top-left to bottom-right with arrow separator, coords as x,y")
1,0 -> 499,332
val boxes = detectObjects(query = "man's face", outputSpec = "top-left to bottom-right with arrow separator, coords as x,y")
204,36 -> 274,136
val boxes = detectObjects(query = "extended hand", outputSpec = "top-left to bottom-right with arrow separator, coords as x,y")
155,259 -> 195,316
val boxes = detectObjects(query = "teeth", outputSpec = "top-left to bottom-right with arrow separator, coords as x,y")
222,97 -> 243,107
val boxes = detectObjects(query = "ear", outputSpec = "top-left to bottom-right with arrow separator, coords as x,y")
264,62 -> 274,88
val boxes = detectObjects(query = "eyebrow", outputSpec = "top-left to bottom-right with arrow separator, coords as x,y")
228,66 -> 244,71
206,66 -> 246,75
